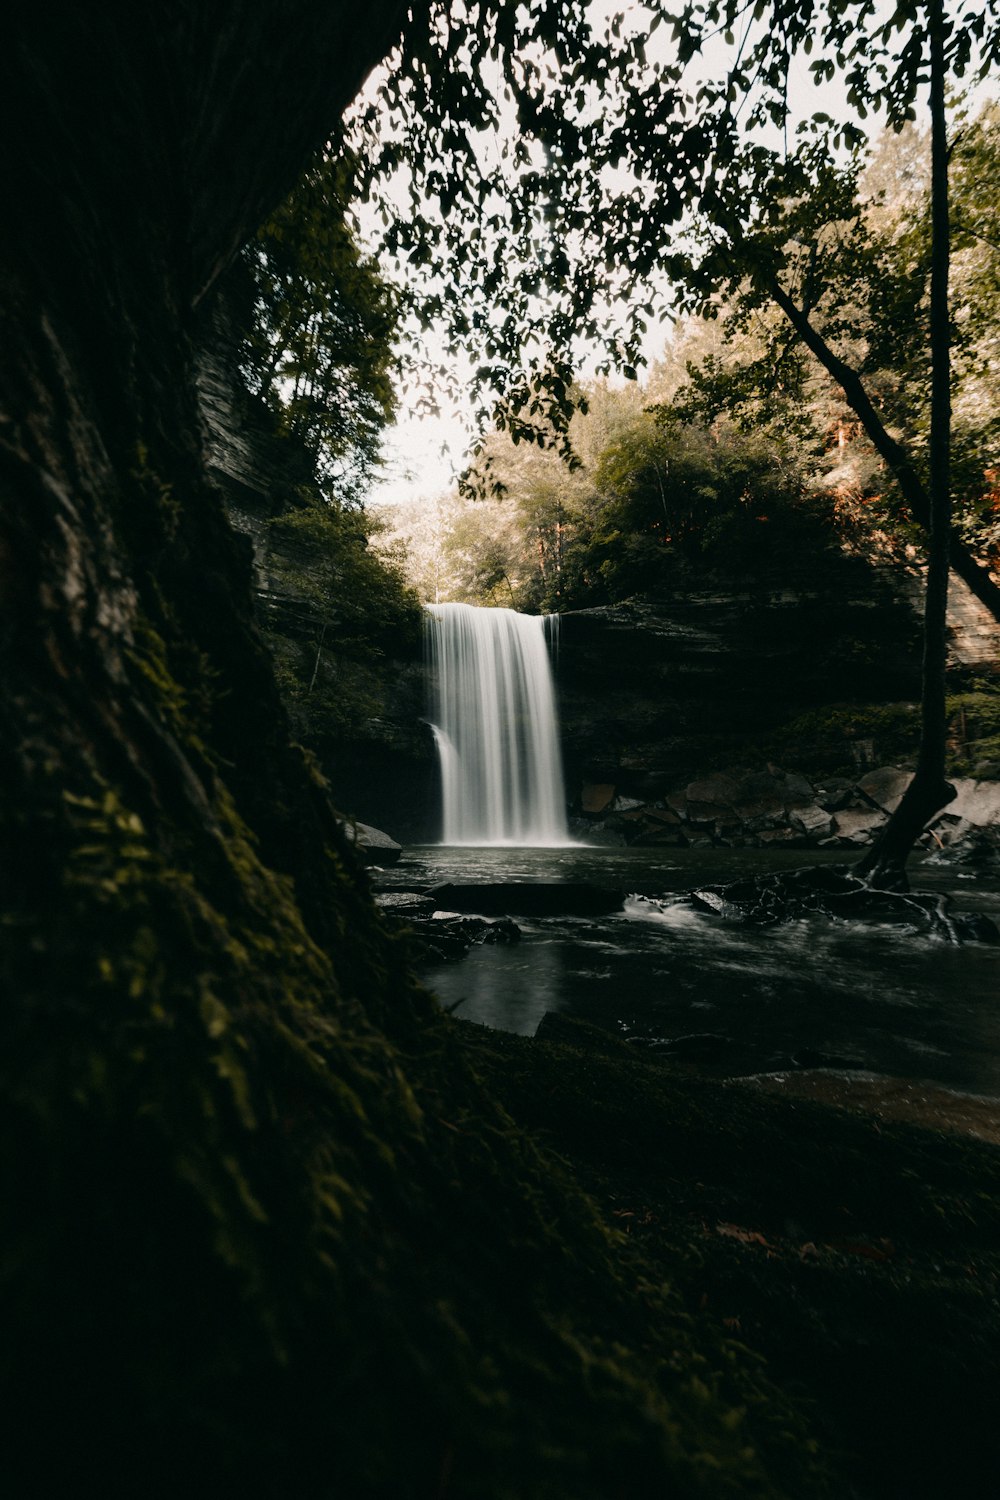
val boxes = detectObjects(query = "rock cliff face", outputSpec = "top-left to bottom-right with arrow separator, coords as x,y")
197,290 -> 438,842
199,302 -> 996,850
554,573 -> 923,812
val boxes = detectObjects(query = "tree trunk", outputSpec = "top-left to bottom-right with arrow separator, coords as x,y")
2,12 -> 807,1496
0,4 -> 473,1488
767,279 -> 1000,625
856,0 -> 956,882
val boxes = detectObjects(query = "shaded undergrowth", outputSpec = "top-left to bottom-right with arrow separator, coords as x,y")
464,1014 -> 1000,1499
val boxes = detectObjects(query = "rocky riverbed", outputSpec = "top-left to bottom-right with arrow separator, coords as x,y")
573,761 -> 1000,861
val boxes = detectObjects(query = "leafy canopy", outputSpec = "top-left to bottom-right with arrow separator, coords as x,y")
348,0 -> 999,454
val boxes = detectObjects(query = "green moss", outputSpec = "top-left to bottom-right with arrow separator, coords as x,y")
763,700 -> 921,773
6,719 -> 840,1498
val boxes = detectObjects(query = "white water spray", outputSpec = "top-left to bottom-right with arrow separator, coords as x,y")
426,603 -> 571,846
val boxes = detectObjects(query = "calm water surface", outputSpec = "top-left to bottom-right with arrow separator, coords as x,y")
399,845 -> 1000,1099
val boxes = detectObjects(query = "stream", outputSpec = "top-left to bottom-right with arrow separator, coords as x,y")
390,846 -> 1000,1126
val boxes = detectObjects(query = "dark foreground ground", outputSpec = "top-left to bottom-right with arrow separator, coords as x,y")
460,1012 -> 1000,1499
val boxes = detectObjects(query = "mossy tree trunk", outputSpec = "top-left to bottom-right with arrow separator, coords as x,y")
0,10 -> 830,1496
0,3 -> 418,949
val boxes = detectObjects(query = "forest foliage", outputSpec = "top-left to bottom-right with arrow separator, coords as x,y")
237,151 -> 424,761
243,147 -> 399,506
6,3 -> 1000,1495
378,104 -> 1000,621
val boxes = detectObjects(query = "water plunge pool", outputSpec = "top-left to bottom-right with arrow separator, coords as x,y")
394,845 -> 1000,1118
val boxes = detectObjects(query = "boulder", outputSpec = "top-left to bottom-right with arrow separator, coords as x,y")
789,804 -> 836,841
581,782 -> 616,815
731,769 -> 800,830
686,773 -> 741,804
947,779 -> 1000,826
429,882 -> 626,917
858,766 -> 911,814
645,806 -> 681,826
684,774 -> 740,826
776,769 -> 817,805
830,807 -> 888,845
342,819 -> 403,865
813,777 -> 856,812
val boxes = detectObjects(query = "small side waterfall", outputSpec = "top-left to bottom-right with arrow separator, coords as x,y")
426,603 -> 571,846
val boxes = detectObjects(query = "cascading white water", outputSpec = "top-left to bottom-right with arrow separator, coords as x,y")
426,602 -> 571,846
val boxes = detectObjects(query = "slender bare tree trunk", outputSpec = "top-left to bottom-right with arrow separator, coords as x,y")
857,0 -> 956,882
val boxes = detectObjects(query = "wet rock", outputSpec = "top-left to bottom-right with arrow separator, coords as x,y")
429,882 -> 626,917
829,807 -> 888,845
375,892 -> 436,915
790,804 -> 835,840
405,913 -> 522,963
925,823 -> 1000,878
690,884 -> 777,924
581,782 -> 616,815
684,865 -> 983,942
341,819 -> 403,865
814,777 -> 856,812
950,912 -> 1000,944
858,766 -> 911,814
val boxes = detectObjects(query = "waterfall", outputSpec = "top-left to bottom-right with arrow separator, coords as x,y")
426,603 -> 571,846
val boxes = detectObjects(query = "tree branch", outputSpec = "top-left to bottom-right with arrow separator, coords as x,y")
766,273 -> 1000,623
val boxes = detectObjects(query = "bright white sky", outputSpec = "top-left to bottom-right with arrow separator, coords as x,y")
362,1 -> 996,508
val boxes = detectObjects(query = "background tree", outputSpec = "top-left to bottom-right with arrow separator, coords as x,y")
243,147 -> 400,505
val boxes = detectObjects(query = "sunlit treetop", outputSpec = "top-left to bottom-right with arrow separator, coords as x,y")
345,0 -> 999,470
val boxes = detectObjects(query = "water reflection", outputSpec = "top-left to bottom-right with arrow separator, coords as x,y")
443,935 -> 565,1036
412,845 -> 1000,1099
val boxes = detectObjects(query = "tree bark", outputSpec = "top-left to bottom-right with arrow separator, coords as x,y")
766,277 -> 1000,624
0,4 -> 456,1486
1,0 -> 436,967
856,0 -> 956,881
